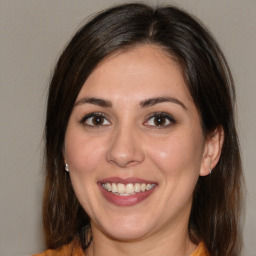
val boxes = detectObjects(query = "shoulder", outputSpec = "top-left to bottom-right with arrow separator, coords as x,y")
32,241 -> 84,256
191,242 -> 210,256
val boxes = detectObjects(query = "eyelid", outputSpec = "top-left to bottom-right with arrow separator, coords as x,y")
80,112 -> 111,127
143,112 -> 177,128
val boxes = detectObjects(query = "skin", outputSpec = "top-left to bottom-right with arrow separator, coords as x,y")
64,44 -> 223,256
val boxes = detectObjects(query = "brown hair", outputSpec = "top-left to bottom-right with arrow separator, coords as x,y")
43,3 -> 243,256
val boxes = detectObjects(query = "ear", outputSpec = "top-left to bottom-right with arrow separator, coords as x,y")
200,126 -> 224,176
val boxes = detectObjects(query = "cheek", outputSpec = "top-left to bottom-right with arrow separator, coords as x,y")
64,131 -> 106,175
147,132 -> 204,176
64,131 -> 108,213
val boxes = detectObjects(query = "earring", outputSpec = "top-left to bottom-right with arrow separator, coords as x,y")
65,163 -> 69,172
209,168 -> 212,174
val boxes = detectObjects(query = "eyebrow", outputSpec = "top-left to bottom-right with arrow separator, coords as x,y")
75,97 -> 112,107
140,97 -> 187,110
74,96 -> 187,110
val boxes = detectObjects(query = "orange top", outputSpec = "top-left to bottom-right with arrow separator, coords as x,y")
191,242 -> 210,256
33,241 -> 210,256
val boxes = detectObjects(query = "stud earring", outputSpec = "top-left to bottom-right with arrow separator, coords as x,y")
65,163 -> 69,172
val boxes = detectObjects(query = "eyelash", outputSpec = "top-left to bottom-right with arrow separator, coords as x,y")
144,112 -> 176,128
80,112 -> 176,128
80,112 -> 111,128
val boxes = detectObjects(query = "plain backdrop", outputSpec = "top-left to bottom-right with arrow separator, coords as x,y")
0,0 -> 255,255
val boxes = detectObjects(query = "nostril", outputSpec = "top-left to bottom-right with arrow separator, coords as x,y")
108,158 -> 139,168
106,145 -> 144,168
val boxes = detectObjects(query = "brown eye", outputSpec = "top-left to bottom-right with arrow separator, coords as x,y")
144,113 -> 176,128
153,115 -> 168,126
91,115 -> 105,125
82,113 -> 111,127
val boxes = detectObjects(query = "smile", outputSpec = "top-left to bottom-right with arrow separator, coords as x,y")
98,178 -> 157,206
101,182 -> 156,196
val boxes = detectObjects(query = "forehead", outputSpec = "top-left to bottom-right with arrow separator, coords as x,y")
77,44 -> 192,104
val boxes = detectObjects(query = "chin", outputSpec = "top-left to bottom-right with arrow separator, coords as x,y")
93,213 -> 155,242
104,226 -> 151,242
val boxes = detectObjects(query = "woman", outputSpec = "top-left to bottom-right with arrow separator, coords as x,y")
35,3 -> 243,256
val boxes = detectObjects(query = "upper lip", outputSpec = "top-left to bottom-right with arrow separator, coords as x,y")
98,177 -> 157,185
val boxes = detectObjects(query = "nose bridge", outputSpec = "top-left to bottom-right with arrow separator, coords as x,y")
106,120 -> 144,168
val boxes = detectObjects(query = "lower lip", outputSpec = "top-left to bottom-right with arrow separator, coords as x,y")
98,184 -> 157,206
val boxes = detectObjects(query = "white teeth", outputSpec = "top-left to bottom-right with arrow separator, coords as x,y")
146,184 -> 154,191
111,183 -> 117,193
106,183 -> 112,192
134,183 -> 141,192
141,183 -> 146,192
117,183 -> 125,193
126,183 -> 134,194
101,182 -> 155,195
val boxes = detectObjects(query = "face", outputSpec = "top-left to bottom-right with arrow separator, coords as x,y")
64,45 -> 209,241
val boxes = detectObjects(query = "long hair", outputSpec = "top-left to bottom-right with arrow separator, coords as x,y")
43,3 -> 243,256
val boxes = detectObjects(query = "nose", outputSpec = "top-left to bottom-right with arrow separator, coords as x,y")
106,124 -> 145,168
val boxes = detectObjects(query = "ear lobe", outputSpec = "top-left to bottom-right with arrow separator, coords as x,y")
62,148 -> 69,172
200,126 -> 224,176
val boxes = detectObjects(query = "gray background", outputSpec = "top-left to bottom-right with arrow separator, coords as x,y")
0,0 -> 255,255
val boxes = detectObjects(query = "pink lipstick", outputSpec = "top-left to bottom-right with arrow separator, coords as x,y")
98,177 -> 157,206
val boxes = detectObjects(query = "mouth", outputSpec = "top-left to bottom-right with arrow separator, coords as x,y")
101,182 -> 156,196
98,177 -> 157,206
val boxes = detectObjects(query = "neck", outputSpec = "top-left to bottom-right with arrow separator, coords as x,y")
86,222 -> 197,256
